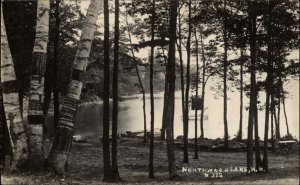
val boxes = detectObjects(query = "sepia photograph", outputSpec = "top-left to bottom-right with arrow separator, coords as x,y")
0,0 -> 299,184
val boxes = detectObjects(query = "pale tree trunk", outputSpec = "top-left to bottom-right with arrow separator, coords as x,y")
27,0 -> 50,170
0,4 -> 28,171
47,0 -> 101,174
165,0 -> 179,179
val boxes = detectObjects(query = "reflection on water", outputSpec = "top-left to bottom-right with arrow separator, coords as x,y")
48,89 -> 298,139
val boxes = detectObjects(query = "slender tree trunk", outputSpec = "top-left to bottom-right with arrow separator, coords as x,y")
102,0 -> 113,181
47,0 -> 101,174
277,82 -> 281,138
238,49 -> 244,140
247,1 -> 256,172
161,48 -> 168,140
111,0 -> 121,180
263,4 -> 273,172
223,0 -> 229,149
183,0 -> 192,163
254,91 -> 262,172
27,0 -> 50,169
282,94 -> 289,136
271,102 -> 275,152
1,5 -> 28,171
124,10 -> 147,143
199,30 -> 205,139
194,28 -> 199,159
176,11 -> 185,139
149,0 -> 156,178
165,0 -> 179,179
53,0 -> 60,133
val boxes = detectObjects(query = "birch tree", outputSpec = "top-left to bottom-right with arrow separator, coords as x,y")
0,3 -> 28,171
27,0 -> 50,169
47,0 -> 101,174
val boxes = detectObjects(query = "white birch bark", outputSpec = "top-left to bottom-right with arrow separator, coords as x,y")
0,3 -> 28,171
48,0 -> 101,174
27,0 -> 50,169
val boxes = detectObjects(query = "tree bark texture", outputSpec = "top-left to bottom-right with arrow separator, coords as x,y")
165,0 -> 179,179
0,5 -> 28,171
47,0 -> 101,174
27,0 -> 50,169
149,0 -> 156,178
183,0 -> 192,163
111,0 -> 121,179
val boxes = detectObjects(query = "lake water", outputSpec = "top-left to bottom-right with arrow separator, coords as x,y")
72,85 -> 299,139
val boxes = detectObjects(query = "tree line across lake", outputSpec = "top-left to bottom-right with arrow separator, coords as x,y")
0,0 -> 299,182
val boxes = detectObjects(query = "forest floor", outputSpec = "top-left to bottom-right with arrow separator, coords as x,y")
1,136 -> 299,185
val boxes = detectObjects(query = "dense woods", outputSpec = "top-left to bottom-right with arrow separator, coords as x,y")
0,0 -> 299,184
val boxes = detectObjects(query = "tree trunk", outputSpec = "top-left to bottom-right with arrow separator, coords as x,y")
247,1 -> 256,172
237,49 -> 244,140
165,0 -> 179,179
282,94 -> 289,136
161,48 -> 168,140
124,10 -> 147,143
223,0 -> 229,149
53,0 -> 60,133
27,0 -> 50,169
149,0 -> 156,178
161,75 -> 168,140
0,81 -> 12,171
199,30 -> 206,139
103,0 -> 113,181
0,5 -> 28,171
176,10 -> 185,141
277,84 -> 281,138
194,28 -> 199,159
263,4 -> 273,172
111,0 -> 121,180
47,0 -> 101,174
183,0 -> 192,163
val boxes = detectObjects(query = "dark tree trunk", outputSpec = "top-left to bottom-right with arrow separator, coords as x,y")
263,4 -> 273,172
149,0 -> 156,178
247,1 -> 257,172
103,0 -> 113,181
194,28 -> 199,159
183,0 -> 192,163
223,0 -> 229,149
277,83 -> 281,139
176,10 -> 185,140
111,0 -> 121,180
0,82 -> 12,171
165,0 -> 179,179
237,49 -> 244,141
161,49 -> 168,140
199,30 -> 206,139
254,93 -> 262,172
282,94 -> 289,136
